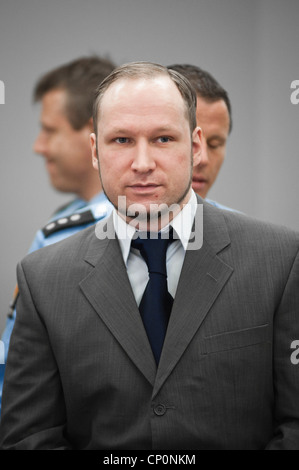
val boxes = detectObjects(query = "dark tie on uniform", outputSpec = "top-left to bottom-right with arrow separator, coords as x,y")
131,231 -> 174,365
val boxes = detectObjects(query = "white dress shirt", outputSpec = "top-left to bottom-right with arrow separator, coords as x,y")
113,190 -> 198,306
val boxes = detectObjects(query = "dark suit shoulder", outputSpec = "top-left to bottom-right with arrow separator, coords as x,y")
202,199 -> 299,257
20,223 -> 100,279
223,207 -> 299,245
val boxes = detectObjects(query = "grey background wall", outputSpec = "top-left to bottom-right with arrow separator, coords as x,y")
0,0 -> 299,335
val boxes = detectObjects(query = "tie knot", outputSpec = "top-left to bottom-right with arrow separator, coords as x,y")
131,230 -> 174,276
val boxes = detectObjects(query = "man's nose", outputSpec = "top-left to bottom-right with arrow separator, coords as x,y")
198,136 -> 209,167
33,132 -> 47,156
131,141 -> 156,173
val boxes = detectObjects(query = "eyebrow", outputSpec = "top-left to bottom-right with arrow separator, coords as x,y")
105,125 -> 178,135
154,126 -> 177,133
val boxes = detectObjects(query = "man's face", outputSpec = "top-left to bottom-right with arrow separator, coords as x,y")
34,89 -> 96,199
91,76 -> 202,227
192,97 -> 230,198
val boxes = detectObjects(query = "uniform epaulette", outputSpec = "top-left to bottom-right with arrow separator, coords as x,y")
42,209 -> 96,237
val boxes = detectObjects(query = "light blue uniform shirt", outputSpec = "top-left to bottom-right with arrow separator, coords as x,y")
28,192 -> 110,252
0,192 -> 112,413
206,198 -> 237,212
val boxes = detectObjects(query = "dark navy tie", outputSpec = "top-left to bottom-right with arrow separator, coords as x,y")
131,231 -> 174,364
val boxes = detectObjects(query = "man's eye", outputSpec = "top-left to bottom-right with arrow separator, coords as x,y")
157,136 -> 171,143
42,126 -> 56,135
115,138 -> 130,144
208,140 -> 225,150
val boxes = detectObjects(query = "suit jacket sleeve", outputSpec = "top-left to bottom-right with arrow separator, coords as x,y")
266,248 -> 299,449
0,261 -> 71,450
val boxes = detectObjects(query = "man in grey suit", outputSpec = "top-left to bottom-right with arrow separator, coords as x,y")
1,62 -> 299,450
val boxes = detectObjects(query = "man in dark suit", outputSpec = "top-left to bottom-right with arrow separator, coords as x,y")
1,62 -> 299,450
168,63 -> 232,201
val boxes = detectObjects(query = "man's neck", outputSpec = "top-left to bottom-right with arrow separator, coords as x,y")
77,186 -> 103,202
116,190 -> 193,233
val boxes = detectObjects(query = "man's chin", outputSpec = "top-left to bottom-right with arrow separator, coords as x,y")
192,180 -> 208,197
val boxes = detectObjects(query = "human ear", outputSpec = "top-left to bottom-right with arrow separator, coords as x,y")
192,126 -> 202,167
90,133 -> 99,170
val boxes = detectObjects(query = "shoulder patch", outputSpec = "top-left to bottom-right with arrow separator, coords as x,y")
42,210 -> 96,237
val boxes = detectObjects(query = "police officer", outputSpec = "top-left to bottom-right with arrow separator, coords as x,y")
0,56 -> 116,411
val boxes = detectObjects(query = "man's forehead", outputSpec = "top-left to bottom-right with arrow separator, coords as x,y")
42,88 -> 67,106
102,75 -> 182,104
40,88 -> 68,120
98,76 -> 186,125
196,97 -> 229,121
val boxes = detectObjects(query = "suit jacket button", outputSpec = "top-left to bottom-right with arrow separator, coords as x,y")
154,404 -> 167,416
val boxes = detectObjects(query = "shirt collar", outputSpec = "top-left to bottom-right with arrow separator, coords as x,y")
113,190 -> 198,266
170,190 -> 198,251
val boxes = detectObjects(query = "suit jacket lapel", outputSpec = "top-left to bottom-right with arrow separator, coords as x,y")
79,203 -> 234,395
79,216 -> 157,386
153,200 -> 234,398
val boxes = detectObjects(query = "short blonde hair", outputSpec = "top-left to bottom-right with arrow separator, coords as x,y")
93,61 -> 197,135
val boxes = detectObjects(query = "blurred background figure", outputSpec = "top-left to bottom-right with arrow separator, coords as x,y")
32,55 -> 116,224
27,55 -> 116,253
0,56 -> 116,412
168,64 -> 232,209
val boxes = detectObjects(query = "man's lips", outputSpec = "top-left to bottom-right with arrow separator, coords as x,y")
192,175 -> 207,183
192,177 -> 207,185
126,183 -> 162,196
192,177 -> 208,193
45,159 -> 57,170
45,157 -> 57,165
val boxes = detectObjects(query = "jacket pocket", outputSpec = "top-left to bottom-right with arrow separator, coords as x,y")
202,324 -> 271,355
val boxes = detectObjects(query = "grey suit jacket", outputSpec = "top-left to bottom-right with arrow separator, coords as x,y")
1,199 -> 299,450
